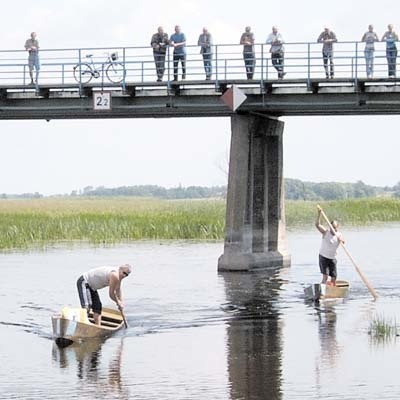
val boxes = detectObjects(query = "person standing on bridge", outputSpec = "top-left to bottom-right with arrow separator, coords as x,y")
317,26 -> 337,79
198,27 -> 213,80
24,32 -> 40,85
151,26 -> 169,82
266,26 -> 286,79
315,207 -> 344,286
362,25 -> 379,79
77,264 -> 132,325
170,25 -> 187,81
240,26 -> 255,79
382,24 -> 399,78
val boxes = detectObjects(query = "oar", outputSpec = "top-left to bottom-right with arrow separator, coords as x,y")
119,307 -> 128,328
317,204 -> 378,300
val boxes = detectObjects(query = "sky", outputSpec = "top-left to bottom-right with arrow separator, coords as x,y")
1,0 -> 399,195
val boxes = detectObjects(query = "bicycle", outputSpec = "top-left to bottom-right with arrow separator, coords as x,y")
73,52 -> 125,84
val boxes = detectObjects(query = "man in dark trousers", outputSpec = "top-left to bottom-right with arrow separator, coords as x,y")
315,207 -> 344,285
151,26 -> 169,82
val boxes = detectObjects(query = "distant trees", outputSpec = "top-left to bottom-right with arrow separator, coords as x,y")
284,179 -> 382,200
1,180 -> 398,201
77,185 -> 226,199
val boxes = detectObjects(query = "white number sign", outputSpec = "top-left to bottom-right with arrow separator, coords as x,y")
93,92 -> 112,110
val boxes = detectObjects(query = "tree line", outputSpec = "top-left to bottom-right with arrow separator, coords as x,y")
2,179 -> 399,200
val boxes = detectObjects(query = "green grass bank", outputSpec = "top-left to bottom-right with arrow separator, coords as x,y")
0,197 -> 399,250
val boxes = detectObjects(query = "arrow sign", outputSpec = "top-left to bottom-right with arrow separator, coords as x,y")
220,85 -> 247,111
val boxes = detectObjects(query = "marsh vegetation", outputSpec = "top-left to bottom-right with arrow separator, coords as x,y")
0,197 -> 399,250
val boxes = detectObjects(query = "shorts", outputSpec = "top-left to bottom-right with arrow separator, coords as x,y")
319,254 -> 337,278
28,51 -> 40,70
76,275 -> 102,314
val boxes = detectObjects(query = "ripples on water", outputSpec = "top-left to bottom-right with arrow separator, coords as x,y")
0,226 -> 400,399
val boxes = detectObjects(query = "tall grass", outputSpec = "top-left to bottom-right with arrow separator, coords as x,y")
0,197 -> 225,250
0,197 -> 399,250
285,198 -> 400,228
368,314 -> 398,343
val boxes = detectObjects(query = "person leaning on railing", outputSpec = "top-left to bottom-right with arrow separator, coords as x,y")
198,27 -> 213,80
240,26 -> 255,80
151,26 -> 169,82
170,25 -> 187,81
317,26 -> 337,79
381,24 -> 399,78
361,25 -> 379,79
24,32 -> 40,85
266,26 -> 286,79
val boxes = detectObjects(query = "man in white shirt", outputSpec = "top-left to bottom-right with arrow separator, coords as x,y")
315,208 -> 344,285
266,26 -> 286,79
24,32 -> 40,85
77,264 -> 132,325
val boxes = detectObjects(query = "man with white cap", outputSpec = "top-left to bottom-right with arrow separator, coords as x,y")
77,264 -> 132,325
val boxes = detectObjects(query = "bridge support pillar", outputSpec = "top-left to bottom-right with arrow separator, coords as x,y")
218,114 -> 291,271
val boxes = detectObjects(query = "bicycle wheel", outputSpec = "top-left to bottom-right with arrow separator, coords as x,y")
73,63 -> 93,84
106,62 -> 125,83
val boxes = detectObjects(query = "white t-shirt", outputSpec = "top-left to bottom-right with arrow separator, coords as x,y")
83,266 -> 115,290
319,230 -> 342,259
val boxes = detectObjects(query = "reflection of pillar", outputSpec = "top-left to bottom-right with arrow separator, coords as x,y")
218,114 -> 291,271
221,270 -> 283,400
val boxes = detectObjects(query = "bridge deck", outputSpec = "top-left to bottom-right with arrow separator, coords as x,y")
1,77 -> 400,119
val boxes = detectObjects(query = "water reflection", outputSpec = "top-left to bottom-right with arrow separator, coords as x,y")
52,338 -> 129,399
220,269 -> 284,400
313,303 -> 340,390
316,304 -> 339,368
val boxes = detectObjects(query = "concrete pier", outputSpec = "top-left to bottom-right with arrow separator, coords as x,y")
218,114 -> 291,271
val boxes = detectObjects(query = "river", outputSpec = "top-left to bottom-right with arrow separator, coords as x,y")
0,225 -> 399,399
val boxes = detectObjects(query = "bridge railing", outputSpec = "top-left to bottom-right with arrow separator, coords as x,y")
0,41 -> 396,89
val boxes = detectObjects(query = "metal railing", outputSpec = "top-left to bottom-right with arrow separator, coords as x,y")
0,41 -> 397,90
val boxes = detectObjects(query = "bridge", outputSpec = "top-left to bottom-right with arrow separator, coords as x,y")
1,41 -> 399,270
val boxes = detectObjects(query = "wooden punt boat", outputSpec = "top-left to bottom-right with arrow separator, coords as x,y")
304,280 -> 350,302
52,306 -> 124,347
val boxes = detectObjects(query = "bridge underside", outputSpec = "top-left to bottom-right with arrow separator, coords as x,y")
1,78 -> 400,119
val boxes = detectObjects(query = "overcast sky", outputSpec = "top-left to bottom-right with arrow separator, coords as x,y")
1,0 -> 399,194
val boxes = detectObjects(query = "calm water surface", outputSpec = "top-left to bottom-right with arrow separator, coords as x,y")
1,225 -> 400,399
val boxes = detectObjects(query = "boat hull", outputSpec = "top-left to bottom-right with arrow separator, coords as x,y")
304,280 -> 350,302
52,307 -> 124,346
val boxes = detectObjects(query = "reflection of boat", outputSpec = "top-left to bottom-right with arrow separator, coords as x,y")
52,307 -> 124,347
304,280 -> 350,302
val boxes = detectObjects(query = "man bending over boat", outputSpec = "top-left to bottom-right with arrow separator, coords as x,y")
315,207 -> 344,286
77,264 -> 132,325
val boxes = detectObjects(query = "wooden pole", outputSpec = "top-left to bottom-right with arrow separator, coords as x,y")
317,204 -> 378,300
120,308 -> 128,328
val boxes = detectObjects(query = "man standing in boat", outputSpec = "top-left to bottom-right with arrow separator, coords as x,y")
77,264 -> 132,325
315,207 -> 344,286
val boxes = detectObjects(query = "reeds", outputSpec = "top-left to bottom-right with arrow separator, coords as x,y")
0,197 -> 225,250
0,197 -> 399,250
368,314 -> 399,342
285,198 -> 400,228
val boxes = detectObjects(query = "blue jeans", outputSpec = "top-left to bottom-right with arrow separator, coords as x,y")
243,51 -> 255,79
364,48 -> 374,76
322,50 -> 334,77
202,52 -> 212,78
173,53 -> 186,80
386,47 -> 398,77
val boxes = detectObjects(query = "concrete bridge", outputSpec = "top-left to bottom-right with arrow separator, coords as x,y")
1,42 -> 400,270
